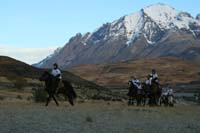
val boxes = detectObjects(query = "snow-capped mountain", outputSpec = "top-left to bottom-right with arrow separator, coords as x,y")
34,3 -> 200,69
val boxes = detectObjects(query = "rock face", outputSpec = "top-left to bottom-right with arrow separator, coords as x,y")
34,3 -> 200,69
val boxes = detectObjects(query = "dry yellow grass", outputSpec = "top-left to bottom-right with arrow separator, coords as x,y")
0,100 -> 200,132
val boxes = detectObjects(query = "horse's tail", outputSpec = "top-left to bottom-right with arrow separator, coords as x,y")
62,80 -> 77,99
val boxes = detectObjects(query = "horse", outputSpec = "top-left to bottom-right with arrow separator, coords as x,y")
127,81 -> 137,106
168,94 -> 174,107
127,81 -> 145,106
136,87 -> 146,106
149,81 -> 162,106
39,71 -> 76,106
160,90 -> 175,107
160,95 -> 169,106
141,82 -> 151,106
160,94 -> 174,107
56,80 -> 77,106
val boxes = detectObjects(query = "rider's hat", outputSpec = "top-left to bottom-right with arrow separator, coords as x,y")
53,63 -> 58,67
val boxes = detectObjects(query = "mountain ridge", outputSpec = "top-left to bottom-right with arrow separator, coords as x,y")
34,3 -> 200,69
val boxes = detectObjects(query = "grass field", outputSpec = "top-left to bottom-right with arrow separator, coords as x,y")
0,100 -> 199,133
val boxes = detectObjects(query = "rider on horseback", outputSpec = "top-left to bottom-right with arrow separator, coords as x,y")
51,63 -> 62,79
128,76 -> 143,106
51,63 -> 63,88
162,84 -> 174,97
161,84 -> 169,97
131,76 -> 142,90
145,75 -> 151,95
150,69 -> 159,85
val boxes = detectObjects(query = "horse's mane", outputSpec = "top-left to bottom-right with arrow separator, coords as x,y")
44,71 -> 55,79
44,70 -> 50,75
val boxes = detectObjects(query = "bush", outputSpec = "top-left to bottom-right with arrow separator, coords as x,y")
0,96 -> 4,101
16,95 -> 23,100
7,76 -> 28,90
86,116 -> 93,123
14,78 -> 28,90
27,96 -> 32,101
32,88 -> 47,102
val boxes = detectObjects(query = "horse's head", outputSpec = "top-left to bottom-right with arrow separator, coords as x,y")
128,80 -> 133,86
141,82 -> 146,88
39,71 -> 50,81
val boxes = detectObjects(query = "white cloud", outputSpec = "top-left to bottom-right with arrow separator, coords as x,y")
0,46 -> 57,64
0,44 -> 7,49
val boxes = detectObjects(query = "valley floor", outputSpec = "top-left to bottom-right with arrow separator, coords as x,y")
0,100 -> 200,133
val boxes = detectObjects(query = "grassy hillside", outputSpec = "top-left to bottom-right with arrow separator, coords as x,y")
70,57 -> 200,88
0,56 -> 98,87
0,56 -> 42,78
0,56 -> 115,100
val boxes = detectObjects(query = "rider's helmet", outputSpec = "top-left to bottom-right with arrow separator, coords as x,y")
53,63 -> 58,69
152,69 -> 156,74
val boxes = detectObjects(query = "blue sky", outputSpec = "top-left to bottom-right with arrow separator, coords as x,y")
0,0 -> 199,64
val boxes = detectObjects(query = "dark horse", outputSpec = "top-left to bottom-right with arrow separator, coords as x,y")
149,81 -> 162,106
39,71 -> 77,106
127,81 -> 145,106
141,82 -> 151,106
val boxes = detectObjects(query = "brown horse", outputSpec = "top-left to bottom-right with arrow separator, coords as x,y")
39,71 -> 76,106
149,82 -> 162,106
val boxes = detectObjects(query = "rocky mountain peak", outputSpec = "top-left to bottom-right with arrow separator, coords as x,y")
34,4 -> 200,69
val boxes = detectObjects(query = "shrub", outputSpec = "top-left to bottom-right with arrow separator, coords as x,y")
7,76 -> 28,90
27,96 -> 32,101
16,95 -> 23,100
86,116 -> 93,123
14,78 -> 28,90
32,88 -> 47,102
0,96 -> 4,101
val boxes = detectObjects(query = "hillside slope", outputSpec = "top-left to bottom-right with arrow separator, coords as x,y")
0,56 -> 116,100
70,57 -> 200,88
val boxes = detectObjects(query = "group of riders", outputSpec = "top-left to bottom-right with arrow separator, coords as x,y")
128,69 -> 174,106
46,63 -> 174,106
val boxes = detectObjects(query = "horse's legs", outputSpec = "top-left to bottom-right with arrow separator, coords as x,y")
149,96 -> 153,106
45,95 -> 51,106
159,97 -> 162,106
153,97 -> 157,106
136,95 -> 140,106
136,95 -> 138,106
149,95 -> 157,106
139,94 -> 143,106
52,95 -> 59,106
68,96 -> 74,106
155,97 -> 159,106
142,95 -> 146,106
128,97 -> 131,105
128,97 -> 133,106
148,95 -> 151,106
132,97 -> 134,105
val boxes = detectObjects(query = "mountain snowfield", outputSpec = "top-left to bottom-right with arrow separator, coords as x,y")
34,3 -> 200,69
